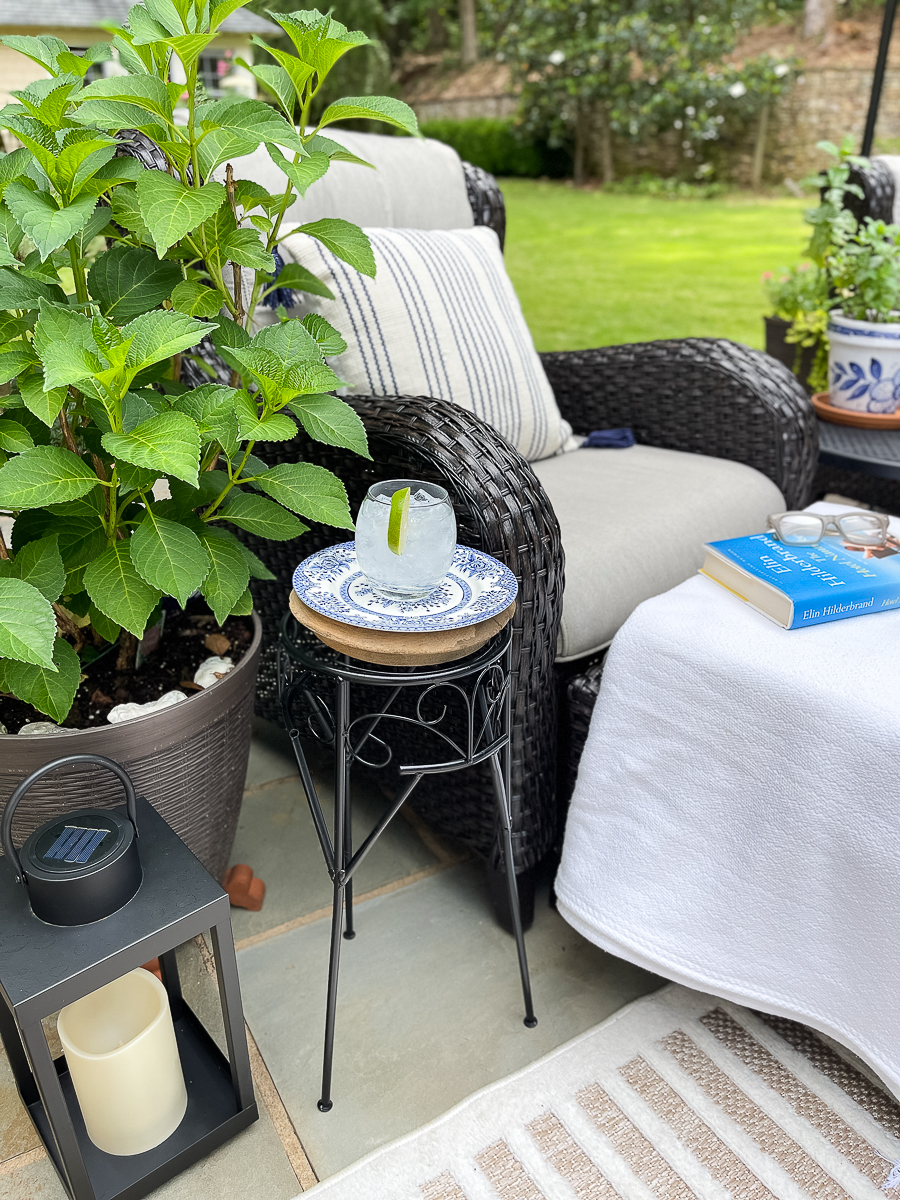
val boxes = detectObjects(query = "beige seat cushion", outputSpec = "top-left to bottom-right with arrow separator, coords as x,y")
531,445 -> 785,661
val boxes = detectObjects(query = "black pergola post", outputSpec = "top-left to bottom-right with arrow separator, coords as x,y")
862,0 -> 899,156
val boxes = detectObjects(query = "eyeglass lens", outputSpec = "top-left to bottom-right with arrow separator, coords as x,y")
776,515 -> 825,544
776,512 -> 885,546
836,513 -> 885,545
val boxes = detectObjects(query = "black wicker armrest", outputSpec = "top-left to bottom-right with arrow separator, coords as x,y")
244,393 -> 564,875
540,337 -> 819,509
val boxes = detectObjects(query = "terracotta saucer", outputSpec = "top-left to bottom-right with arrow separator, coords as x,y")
288,591 -> 516,667
812,392 -> 900,429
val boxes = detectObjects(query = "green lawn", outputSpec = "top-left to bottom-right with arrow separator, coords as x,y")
501,179 -> 808,352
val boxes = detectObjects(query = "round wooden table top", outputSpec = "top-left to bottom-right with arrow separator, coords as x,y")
288,591 -> 517,667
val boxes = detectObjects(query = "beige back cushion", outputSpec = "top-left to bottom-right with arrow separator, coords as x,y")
215,130 -> 474,231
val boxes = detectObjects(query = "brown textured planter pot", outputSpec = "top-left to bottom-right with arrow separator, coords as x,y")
0,612 -> 262,884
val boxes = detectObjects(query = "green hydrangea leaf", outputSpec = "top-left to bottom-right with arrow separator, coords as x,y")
73,74 -> 174,128
134,172 -> 225,257
0,576 -> 57,667
199,528 -> 249,625
0,419 -> 34,454
287,394 -> 369,458
17,371 -> 68,427
13,533 -> 65,602
262,261 -> 331,302
88,603 -> 120,644
0,446 -> 98,509
0,345 -> 39,385
239,541 -> 276,581
318,96 -> 418,136
229,586 -> 253,616
217,492 -> 307,540
102,410 -> 201,487
0,265 -> 66,309
209,317 -> 250,372
170,280 -> 221,318
131,508 -> 211,606
4,637 -> 80,722
171,385 -> 240,456
231,390 -> 297,441
122,308 -> 211,373
301,314 -> 347,356
254,461 -> 353,528
83,542 -> 162,638
88,245 -> 183,322
266,144 -> 329,199
33,302 -> 103,392
195,97 -> 305,176
296,217 -> 375,278
4,182 -> 97,262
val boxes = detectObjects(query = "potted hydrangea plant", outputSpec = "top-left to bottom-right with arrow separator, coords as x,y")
0,0 -> 417,878
826,218 -> 900,414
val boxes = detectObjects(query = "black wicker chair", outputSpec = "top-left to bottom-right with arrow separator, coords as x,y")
242,169 -> 819,928
117,129 -> 818,928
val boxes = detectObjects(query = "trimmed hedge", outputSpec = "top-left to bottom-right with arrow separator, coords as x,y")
419,117 -> 569,178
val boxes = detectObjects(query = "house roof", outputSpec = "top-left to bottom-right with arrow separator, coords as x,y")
0,1 -> 277,34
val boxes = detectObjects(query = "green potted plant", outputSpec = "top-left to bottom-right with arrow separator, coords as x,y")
762,262 -> 828,394
0,0 -> 417,878
826,217 -> 900,414
762,137 -> 876,398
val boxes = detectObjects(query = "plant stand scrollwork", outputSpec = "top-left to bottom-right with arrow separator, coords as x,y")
277,617 -> 537,1112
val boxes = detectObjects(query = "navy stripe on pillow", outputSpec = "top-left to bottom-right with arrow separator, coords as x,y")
277,225 -> 573,462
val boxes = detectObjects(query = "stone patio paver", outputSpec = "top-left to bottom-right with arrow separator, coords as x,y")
0,721 -> 662,1196
238,860 -> 663,1180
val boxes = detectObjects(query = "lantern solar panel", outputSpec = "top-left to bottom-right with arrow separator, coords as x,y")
43,827 -> 109,865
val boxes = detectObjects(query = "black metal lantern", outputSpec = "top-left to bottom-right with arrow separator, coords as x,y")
1,755 -> 142,926
0,756 -> 257,1200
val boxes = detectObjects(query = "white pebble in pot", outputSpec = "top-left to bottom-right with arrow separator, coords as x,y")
18,722 -> 77,736
193,656 -> 235,689
107,690 -> 187,725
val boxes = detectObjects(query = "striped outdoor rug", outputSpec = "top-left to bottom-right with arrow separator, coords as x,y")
305,984 -> 900,1199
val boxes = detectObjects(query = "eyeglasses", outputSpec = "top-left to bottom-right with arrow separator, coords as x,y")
766,510 -> 891,547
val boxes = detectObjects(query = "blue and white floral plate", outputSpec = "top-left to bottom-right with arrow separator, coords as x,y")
292,543 -> 518,633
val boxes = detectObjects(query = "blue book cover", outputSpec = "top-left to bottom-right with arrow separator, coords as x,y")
701,530 -> 900,629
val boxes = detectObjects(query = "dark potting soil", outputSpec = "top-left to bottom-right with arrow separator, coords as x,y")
0,601 -> 254,733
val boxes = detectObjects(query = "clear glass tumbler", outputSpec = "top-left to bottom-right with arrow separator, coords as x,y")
355,479 -> 457,600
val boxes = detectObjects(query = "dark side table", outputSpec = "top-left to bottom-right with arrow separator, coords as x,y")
277,616 -> 537,1113
818,419 -> 900,482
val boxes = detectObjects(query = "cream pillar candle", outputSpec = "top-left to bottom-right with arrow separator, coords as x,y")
57,968 -> 187,1156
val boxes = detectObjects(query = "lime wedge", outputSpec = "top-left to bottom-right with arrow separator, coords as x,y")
387,487 -> 410,556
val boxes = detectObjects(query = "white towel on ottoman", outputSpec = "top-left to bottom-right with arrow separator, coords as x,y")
556,503 -> 900,1097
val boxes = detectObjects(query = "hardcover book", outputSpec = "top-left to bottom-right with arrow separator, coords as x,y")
700,530 -> 900,629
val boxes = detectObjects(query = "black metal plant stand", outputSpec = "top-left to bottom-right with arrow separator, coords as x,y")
277,618 -> 537,1113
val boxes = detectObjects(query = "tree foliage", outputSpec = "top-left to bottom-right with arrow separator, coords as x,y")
488,0 -> 796,180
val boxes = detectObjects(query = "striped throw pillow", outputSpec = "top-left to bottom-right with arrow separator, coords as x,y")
276,225 -> 576,462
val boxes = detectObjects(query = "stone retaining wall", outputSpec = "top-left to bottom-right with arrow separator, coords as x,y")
410,65 -> 900,183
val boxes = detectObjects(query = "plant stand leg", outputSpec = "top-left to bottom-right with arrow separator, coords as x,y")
486,644 -> 536,1028
488,752 -> 537,1028
319,677 -> 350,1113
343,762 -> 354,941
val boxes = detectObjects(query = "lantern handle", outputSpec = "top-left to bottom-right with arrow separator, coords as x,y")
1,755 -> 139,885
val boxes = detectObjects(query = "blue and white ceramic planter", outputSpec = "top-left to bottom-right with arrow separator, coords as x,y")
828,311 -> 900,414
